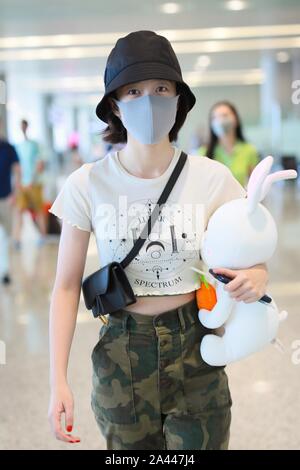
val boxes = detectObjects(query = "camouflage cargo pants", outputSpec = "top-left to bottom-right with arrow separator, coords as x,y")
91,297 -> 232,450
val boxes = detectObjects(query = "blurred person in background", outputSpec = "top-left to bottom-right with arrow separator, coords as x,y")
14,119 -> 47,248
65,142 -> 84,173
65,131 -> 84,172
198,101 -> 259,187
0,116 -> 21,284
69,143 -> 83,170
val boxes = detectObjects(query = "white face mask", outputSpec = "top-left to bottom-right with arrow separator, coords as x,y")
114,94 -> 179,144
211,117 -> 235,138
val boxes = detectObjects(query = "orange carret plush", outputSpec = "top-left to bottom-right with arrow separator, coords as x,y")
196,274 -> 217,311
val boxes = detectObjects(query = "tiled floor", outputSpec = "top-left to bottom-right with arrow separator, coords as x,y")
0,181 -> 299,450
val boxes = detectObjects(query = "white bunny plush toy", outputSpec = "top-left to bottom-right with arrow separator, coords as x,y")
196,156 -> 297,366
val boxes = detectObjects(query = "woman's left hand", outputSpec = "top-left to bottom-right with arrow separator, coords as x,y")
212,263 -> 269,303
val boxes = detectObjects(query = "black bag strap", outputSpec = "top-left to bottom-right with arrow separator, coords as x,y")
120,150 -> 187,269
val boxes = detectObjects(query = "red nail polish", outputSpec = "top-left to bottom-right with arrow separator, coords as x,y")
67,425 -> 73,432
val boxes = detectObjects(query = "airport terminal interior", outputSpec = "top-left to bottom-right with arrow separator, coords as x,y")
0,0 -> 300,450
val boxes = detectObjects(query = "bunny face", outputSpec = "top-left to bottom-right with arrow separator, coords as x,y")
201,198 -> 278,269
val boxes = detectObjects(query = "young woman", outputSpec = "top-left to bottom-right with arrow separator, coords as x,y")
48,31 -> 268,450
198,101 -> 259,187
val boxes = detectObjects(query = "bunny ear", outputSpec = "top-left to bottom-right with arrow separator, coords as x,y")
260,169 -> 298,201
247,156 -> 274,214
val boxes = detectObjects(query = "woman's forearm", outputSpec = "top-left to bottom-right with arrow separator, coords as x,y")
49,286 -> 81,388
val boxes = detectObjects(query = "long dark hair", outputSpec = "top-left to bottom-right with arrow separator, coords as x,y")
206,101 -> 246,159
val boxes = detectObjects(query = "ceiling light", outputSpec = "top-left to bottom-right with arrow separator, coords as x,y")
1,24 -> 300,50
22,68 -> 264,94
184,68 -> 264,87
225,0 -> 249,11
1,37 -> 300,62
195,55 -> 211,69
160,2 -> 182,14
276,51 -> 290,63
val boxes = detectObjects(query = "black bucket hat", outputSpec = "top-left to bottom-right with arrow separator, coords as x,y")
96,30 -> 196,123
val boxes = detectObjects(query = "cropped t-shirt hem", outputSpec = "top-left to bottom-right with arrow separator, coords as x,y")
134,286 -> 200,297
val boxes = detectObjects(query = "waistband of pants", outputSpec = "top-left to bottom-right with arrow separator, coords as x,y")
107,297 -> 201,334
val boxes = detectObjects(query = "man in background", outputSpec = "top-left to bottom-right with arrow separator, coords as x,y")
0,117 -> 21,284
14,119 -> 47,248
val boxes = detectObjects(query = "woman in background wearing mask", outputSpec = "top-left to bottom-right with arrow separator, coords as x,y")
47,31 -> 268,450
198,101 -> 259,187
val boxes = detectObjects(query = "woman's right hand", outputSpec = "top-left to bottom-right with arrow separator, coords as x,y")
48,382 -> 81,444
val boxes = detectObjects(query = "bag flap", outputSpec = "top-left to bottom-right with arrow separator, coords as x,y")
82,263 -> 113,309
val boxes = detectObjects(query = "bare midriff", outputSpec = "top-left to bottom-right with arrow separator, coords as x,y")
122,290 -> 196,316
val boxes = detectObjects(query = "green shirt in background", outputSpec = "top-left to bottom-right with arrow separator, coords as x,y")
198,140 -> 259,187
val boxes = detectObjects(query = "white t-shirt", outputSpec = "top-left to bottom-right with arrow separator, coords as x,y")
48,145 -> 246,296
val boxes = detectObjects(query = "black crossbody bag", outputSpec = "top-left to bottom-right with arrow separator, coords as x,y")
81,151 -> 187,322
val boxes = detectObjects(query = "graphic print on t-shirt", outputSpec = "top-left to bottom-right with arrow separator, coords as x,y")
49,147 -> 246,296
94,196 -> 203,293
